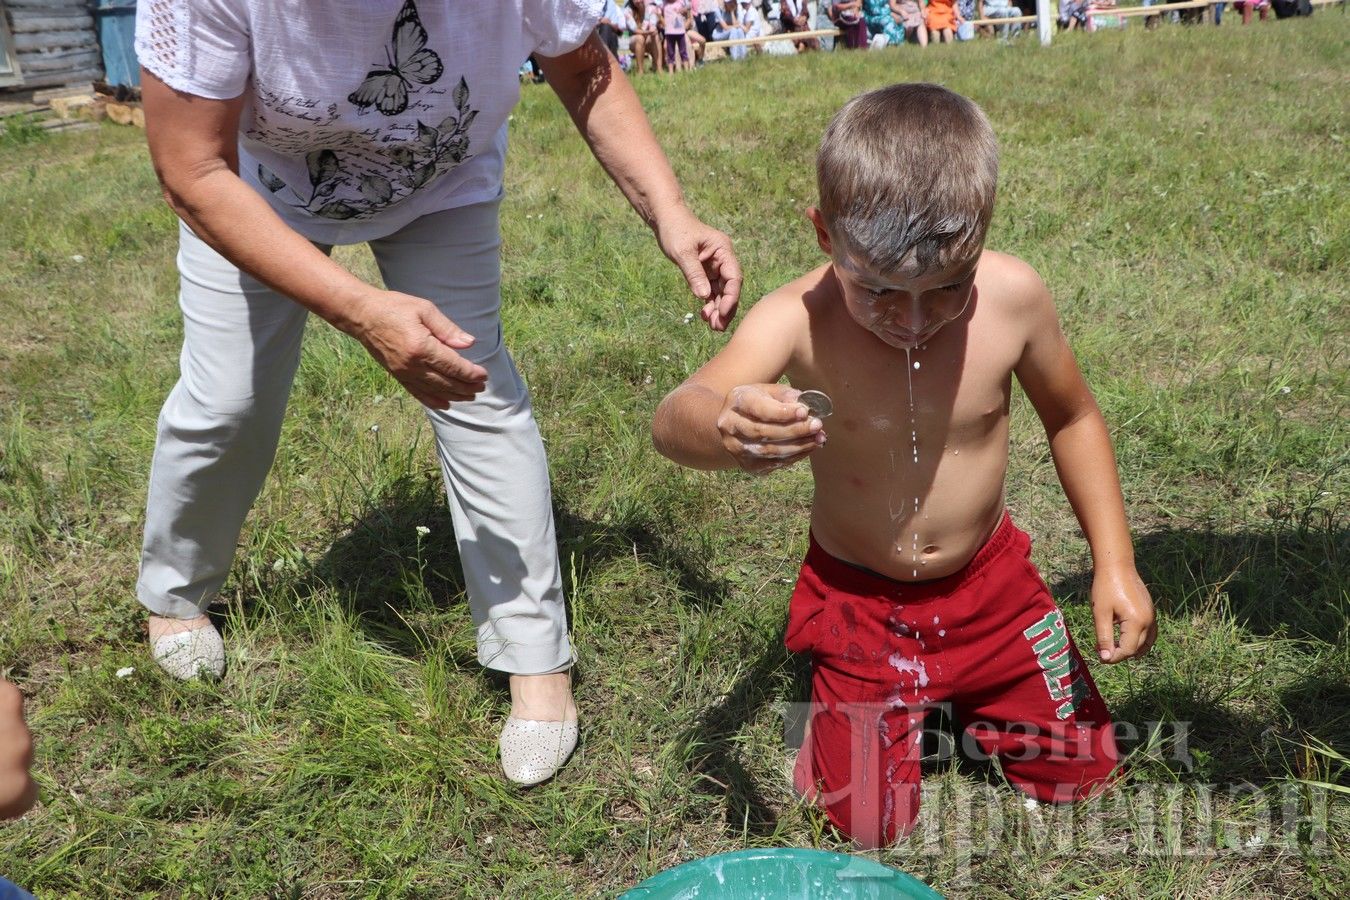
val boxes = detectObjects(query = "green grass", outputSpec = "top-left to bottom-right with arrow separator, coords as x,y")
2,18 -> 1347,898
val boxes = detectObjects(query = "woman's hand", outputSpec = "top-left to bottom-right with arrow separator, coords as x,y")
540,36 -> 743,330
346,289 -> 488,409
655,206 -> 743,331
716,384 -> 825,474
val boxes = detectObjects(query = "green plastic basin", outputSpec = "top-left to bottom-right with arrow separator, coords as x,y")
620,848 -> 944,899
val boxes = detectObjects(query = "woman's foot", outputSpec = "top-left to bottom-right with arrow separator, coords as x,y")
147,614 -> 225,681
499,671 -> 578,785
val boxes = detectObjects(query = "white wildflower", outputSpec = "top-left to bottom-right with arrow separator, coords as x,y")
115,667 -> 135,679
415,526 -> 431,537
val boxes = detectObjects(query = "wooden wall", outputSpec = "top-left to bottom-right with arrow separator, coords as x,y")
3,0 -> 103,89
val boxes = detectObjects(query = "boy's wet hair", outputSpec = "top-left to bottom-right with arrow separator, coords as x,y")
817,83 -> 998,276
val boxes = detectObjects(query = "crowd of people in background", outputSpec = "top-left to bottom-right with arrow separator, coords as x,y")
561,0 -> 1315,77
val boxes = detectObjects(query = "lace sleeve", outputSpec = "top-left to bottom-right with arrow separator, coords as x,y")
135,0 -> 251,99
522,0 -> 605,57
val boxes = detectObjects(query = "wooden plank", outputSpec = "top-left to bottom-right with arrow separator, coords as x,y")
8,65 -> 99,89
5,0 -> 92,10
11,15 -> 96,33
15,48 -> 100,72
707,27 -> 842,50
14,30 -> 99,52
967,14 -> 1039,24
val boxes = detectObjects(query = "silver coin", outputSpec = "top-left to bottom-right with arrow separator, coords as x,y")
798,390 -> 833,419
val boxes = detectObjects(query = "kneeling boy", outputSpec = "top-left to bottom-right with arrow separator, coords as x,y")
652,83 -> 1156,848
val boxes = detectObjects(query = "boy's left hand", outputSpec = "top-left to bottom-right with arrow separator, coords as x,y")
1090,566 -> 1156,663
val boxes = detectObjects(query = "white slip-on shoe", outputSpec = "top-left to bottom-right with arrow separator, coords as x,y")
150,624 -> 226,681
499,717 -> 579,786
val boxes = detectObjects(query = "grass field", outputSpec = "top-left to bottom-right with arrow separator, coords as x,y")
1,16 -> 1347,899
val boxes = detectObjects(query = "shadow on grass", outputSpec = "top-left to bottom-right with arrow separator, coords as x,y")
675,631 -> 803,838
1050,513 -> 1347,643
276,472 -> 734,665
1049,514 -> 1349,782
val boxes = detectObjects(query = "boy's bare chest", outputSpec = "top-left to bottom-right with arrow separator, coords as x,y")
799,329 -> 1017,449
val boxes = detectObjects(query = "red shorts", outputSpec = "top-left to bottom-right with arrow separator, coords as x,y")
785,511 -> 1120,848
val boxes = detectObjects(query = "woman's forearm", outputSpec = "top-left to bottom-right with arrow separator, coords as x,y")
141,72 -> 376,333
540,36 -> 690,230
160,164 -> 375,331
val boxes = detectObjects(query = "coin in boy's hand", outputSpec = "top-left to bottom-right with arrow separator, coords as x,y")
797,390 -> 833,419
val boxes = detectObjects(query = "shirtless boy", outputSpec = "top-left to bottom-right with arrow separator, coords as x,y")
652,83 -> 1156,848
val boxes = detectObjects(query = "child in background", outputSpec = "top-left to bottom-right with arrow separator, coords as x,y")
892,0 -> 929,45
663,0 -> 693,71
653,83 -> 1155,848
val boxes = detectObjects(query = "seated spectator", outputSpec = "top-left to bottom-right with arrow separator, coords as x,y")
1233,0 -> 1271,23
518,56 -> 545,83
1058,0 -> 1091,29
892,0 -> 929,46
815,1 -> 838,50
694,0 -> 722,40
684,5 -> 709,62
979,0 -> 1023,37
956,0 -> 977,39
927,0 -> 960,42
866,0 -> 908,46
1089,0 -> 1127,29
781,0 -> 821,51
629,0 -> 665,74
833,0 -> 871,48
597,0 -> 625,57
763,0 -> 784,33
714,0 -> 764,59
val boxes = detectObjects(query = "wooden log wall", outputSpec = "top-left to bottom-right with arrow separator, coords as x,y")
3,0 -> 103,89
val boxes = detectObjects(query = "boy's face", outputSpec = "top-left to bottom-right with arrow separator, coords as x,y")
835,254 -> 977,349
808,208 -> 978,350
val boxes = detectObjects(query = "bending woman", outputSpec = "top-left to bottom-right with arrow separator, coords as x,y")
132,0 -> 740,786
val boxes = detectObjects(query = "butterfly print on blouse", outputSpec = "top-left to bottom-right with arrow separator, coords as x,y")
348,0 -> 445,116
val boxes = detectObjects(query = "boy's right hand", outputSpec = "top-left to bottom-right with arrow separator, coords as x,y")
717,384 -> 826,474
